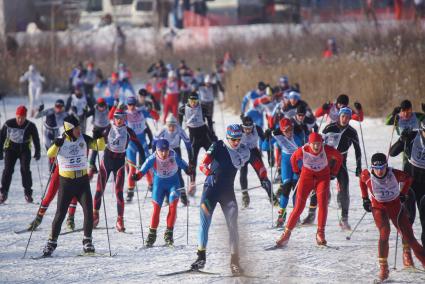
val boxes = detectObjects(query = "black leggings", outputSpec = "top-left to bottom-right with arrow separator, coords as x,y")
50,175 -> 93,240
1,149 -> 32,196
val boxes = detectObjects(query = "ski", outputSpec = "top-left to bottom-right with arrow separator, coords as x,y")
401,267 -> 425,273
316,244 -> 340,250
158,268 -> 220,277
31,255 -> 52,260
14,228 -> 38,234
372,278 -> 392,284
77,252 -> 118,257
264,244 -> 283,251
225,273 -> 268,279
59,226 -> 114,236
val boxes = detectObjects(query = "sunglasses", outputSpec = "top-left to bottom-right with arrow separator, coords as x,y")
229,138 -> 241,142
371,164 -> 387,170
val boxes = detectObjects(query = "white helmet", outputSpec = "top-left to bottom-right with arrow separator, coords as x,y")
168,70 -> 176,79
166,114 -> 178,125
204,74 -> 211,84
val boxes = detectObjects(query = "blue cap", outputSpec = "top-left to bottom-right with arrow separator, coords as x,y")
288,91 -> 300,100
156,139 -> 170,151
226,124 -> 243,140
338,107 -> 352,117
127,96 -> 137,105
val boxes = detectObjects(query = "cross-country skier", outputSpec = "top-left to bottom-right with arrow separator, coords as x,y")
103,72 -> 122,107
304,107 -> 362,229
178,92 -> 216,195
118,63 -> 135,96
132,138 -> 192,246
275,132 -> 342,247
239,116 -> 276,208
198,75 -> 215,123
0,106 -> 40,204
390,119 -> 425,247
240,81 -> 267,128
41,115 -> 105,256
19,65 -> 45,117
155,114 -> 193,206
315,94 -> 364,125
191,124 -> 250,275
93,108 -> 145,232
82,61 -> 98,109
65,82 -> 89,134
386,99 -> 425,134
163,70 -> 185,123
35,99 -> 69,151
360,153 -> 425,282
265,118 -> 304,227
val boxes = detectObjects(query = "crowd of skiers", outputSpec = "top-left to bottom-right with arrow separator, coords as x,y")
1,60 -> 425,281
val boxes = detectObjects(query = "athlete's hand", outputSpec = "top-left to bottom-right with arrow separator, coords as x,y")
392,106 -> 401,116
264,129 -> 272,139
131,173 -> 141,181
322,102 -> 331,111
354,102 -> 362,111
400,128 -> 411,143
399,194 -> 407,203
272,128 -> 282,136
34,152 -> 41,161
362,197 -> 372,212
38,104 -> 44,112
185,165 -> 195,176
355,166 -> 362,177
53,137 -> 64,147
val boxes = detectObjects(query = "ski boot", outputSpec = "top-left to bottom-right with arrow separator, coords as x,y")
28,214 -> 43,231
43,239 -> 57,257
316,228 -> 327,246
188,181 -> 197,197
93,210 -> 99,228
191,250 -> 206,270
302,207 -> 316,225
0,191 -> 7,204
66,215 -> 75,231
25,191 -> 33,203
242,191 -> 250,208
116,216 -> 125,232
276,228 -> 291,247
88,165 -> 97,181
276,208 -> 287,228
402,243 -> 414,268
126,188 -> 134,202
83,236 -> 95,254
164,228 -> 174,246
378,258 -> 389,281
339,217 -> 351,231
230,254 -> 244,276
145,228 -> 157,247
180,190 -> 189,206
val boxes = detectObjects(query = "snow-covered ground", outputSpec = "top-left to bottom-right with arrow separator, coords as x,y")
0,93 -> 424,283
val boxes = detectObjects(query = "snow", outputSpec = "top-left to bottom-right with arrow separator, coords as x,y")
1,93 -> 425,283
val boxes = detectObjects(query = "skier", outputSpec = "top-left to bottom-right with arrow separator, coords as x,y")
35,99 -> 69,151
275,132 -> 343,247
198,75 -> 215,123
87,97 -> 111,179
68,62 -> 84,93
41,115 -> 105,256
163,70 -> 184,124
145,75 -> 164,109
93,108 -> 145,232
132,138 -> 192,246
138,88 -> 161,113
265,117 -> 304,227
118,63 -> 135,96
360,153 -> 425,281
103,72 -> 122,107
304,107 -> 362,229
386,99 -> 425,135
315,94 -> 364,125
389,119 -> 425,247
240,81 -> 267,128
191,124 -> 250,275
178,92 -> 216,195
239,116 -> 276,208
19,65 -> 45,117
65,82 -> 89,134
0,106 -> 40,204
83,61 -> 98,108
155,115 -> 193,206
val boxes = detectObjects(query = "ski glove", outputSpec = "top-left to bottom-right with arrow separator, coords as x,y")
322,102 -> 331,111
272,128 -> 282,136
92,128 -> 104,139
399,194 -> 407,203
355,166 -> 362,177
264,129 -> 272,139
400,128 -> 411,143
34,152 -> 41,161
362,198 -> 372,212
392,106 -> 401,116
185,165 -> 195,176
53,137 -> 65,147
38,104 -> 44,112
354,102 -> 362,111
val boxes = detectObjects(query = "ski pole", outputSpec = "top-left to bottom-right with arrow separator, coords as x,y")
358,121 -> 369,169
36,160 -> 43,192
96,145 -> 112,257
393,203 -> 404,270
386,116 -> 397,160
2,96 -> 7,121
186,175 -> 189,246
345,211 -> 367,240
23,159 -> 56,259
269,137 -> 274,228
134,182 -> 145,245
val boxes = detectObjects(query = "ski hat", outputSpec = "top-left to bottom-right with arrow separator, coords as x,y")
113,109 -> 126,119
111,72 -> 119,80
96,97 -> 106,106
296,104 -> 307,115
55,99 -> 65,107
168,70 -> 176,78
279,76 -> 289,85
400,99 -> 412,110
371,153 -> 387,169
166,115 -> 178,125
16,105 -> 27,116
63,115 -> 80,131
204,75 -> 211,84
308,132 -> 323,144
156,138 -> 170,151
338,107 -> 352,117
188,92 -> 199,100
279,118 -> 293,131
288,91 -> 301,101
138,88 -> 148,97
336,94 -> 349,106
242,116 -> 254,128
226,124 -> 243,140
127,96 -> 137,105
258,81 -> 266,91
